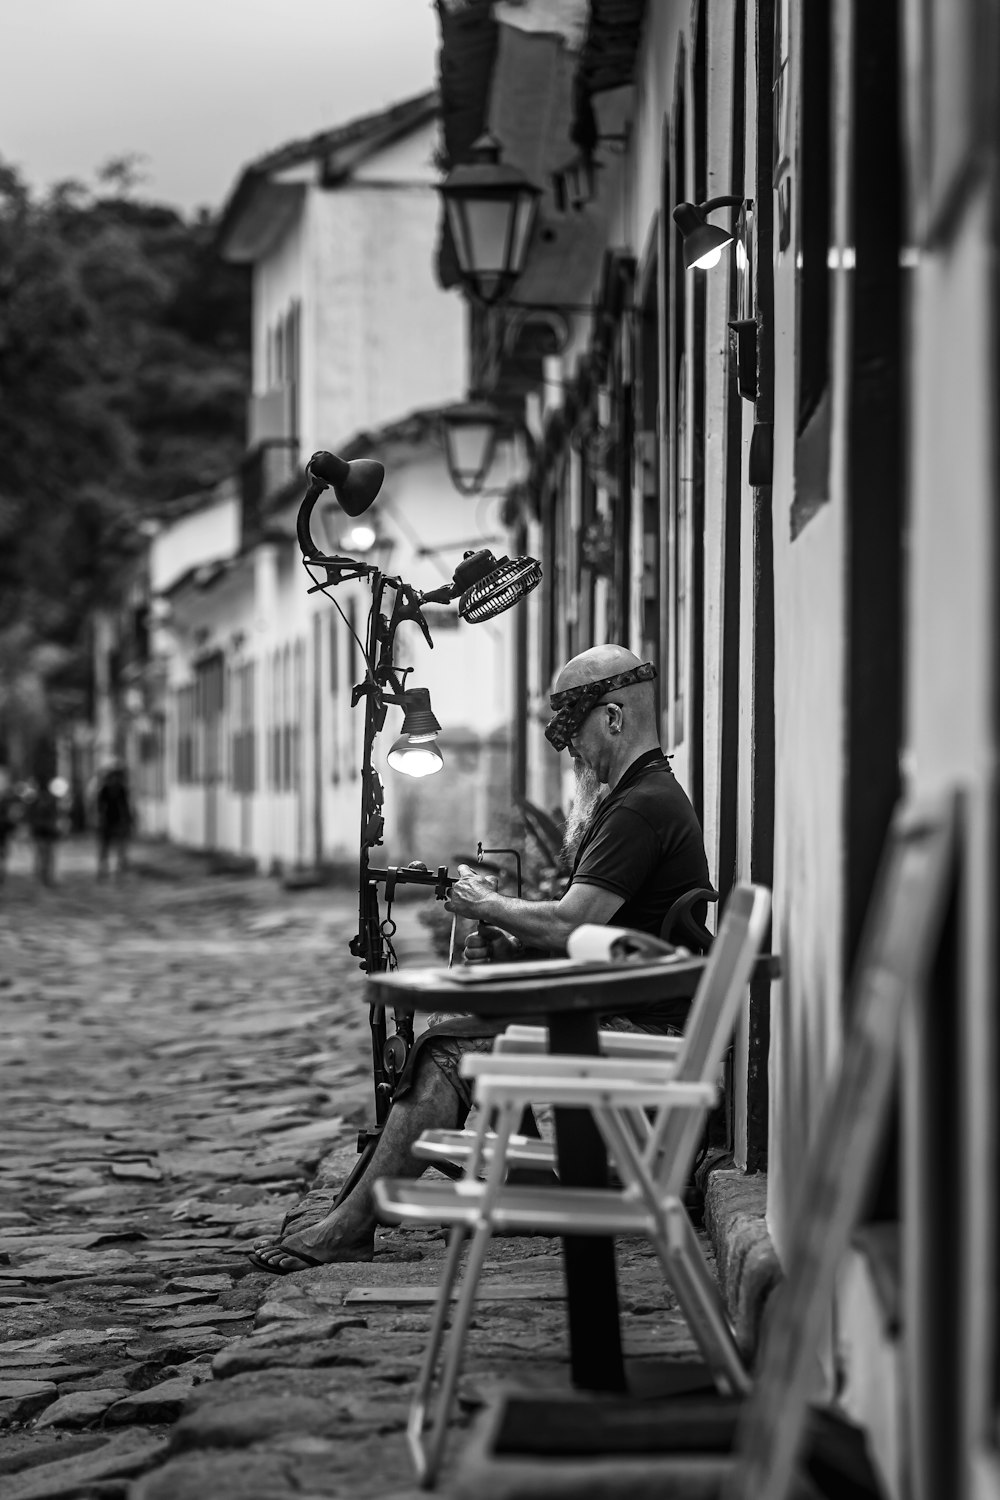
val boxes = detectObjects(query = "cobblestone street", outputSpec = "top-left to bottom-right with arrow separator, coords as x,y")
0,835 -> 699,1499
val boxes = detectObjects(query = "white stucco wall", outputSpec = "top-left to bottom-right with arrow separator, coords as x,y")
764,0 -> 848,1261
620,0 -> 851,1240
903,184 -> 997,1496
309,121 -> 466,450
310,188 -> 466,446
247,118 -> 466,465
149,493 -> 241,596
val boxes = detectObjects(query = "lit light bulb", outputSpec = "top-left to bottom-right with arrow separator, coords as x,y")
386,737 -> 444,777
691,243 -> 725,270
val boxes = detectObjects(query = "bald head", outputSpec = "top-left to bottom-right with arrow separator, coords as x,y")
553,644 -> 645,693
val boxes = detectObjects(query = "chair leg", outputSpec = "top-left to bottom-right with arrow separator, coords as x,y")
595,1110 -> 750,1397
407,1223 -> 470,1484
408,1100 -> 519,1487
419,1214 -> 498,1485
659,1202 -> 751,1395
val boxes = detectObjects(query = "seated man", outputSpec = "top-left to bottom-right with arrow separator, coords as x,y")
248,643 -> 711,1274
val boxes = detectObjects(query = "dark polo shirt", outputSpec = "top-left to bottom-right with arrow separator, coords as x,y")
570,749 -> 711,1028
571,748 -> 711,939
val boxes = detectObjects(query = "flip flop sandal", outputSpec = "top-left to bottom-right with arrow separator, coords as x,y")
245,1242 -> 326,1275
251,1225 -> 320,1253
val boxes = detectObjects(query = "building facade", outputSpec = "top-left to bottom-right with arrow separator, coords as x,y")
135,91 -> 519,876
432,1 -> 999,1496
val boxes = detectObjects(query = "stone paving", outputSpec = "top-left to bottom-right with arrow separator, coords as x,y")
0,833 -> 701,1499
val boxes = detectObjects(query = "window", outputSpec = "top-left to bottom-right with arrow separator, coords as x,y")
270,649 -> 281,790
282,645 -> 292,792
232,662 -> 256,794
195,653 -> 224,786
139,714 -> 165,800
176,686 -> 194,785
292,641 -> 304,792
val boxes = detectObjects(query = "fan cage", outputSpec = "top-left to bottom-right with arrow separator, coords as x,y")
459,557 -> 542,622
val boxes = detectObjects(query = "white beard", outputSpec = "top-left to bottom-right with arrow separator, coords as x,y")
561,762 -> 608,864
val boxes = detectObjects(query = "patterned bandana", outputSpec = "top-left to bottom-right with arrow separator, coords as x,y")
544,661 -> 657,750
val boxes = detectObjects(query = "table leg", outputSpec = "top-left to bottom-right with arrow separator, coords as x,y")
549,1010 -> 627,1393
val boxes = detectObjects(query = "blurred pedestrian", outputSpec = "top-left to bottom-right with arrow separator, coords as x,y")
0,768 -> 21,883
96,762 -> 134,879
25,779 -> 63,886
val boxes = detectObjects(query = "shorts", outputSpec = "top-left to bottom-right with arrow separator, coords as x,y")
421,1011 -> 682,1121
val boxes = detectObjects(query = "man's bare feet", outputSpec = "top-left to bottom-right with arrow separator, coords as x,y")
246,1234 -> 374,1274
246,1050 -> 461,1275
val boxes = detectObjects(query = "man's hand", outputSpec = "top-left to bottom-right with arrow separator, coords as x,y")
444,863 -> 500,921
463,924 -> 522,965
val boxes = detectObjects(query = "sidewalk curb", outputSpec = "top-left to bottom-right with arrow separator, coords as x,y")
703,1168 -> 783,1360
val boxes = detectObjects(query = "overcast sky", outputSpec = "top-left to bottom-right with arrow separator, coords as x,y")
0,0 -> 440,215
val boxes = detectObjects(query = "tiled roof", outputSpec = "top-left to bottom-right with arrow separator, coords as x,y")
435,0 -> 500,171
576,0 -> 648,100
245,88 -> 439,179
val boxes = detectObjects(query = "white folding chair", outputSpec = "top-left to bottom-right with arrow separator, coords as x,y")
414,925 -> 686,1175
374,884 -> 772,1487
414,1016 -> 684,1173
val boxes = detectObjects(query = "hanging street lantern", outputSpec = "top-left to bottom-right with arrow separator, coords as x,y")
440,397 -> 505,496
439,132 -> 542,305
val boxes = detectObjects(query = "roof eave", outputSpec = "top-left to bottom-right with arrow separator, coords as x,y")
216,180 -> 307,264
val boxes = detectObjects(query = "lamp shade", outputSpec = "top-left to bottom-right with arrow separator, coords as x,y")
441,399 -> 504,496
672,201 -> 738,271
399,688 -> 441,738
307,451 -> 385,516
440,133 -> 541,305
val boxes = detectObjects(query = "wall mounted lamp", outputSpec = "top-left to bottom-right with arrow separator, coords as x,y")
439,132 -> 542,306
551,151 -> 599,213
672,196 -> 751,270
385,687 -> 444,777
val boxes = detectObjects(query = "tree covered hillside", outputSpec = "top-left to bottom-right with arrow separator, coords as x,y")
0,157 -> 250,764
